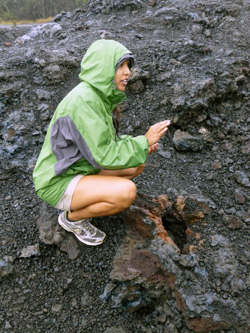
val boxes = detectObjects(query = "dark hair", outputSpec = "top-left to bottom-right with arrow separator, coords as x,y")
112,104 -> 123,137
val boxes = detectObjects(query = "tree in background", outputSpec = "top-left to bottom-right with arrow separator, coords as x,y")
0,0 -> 88,21
0,0 -> 13,20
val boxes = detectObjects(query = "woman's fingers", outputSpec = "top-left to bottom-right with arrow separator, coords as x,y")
152,143 -> 158,150
148,143 -> 158,154
152,120 -> 171,133
145,120 -> 171,146
157,120 -> 171,132
160,120 -> 171,127
159,126 -> 168,135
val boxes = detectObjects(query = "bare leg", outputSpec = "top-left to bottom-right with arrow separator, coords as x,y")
68,175 -> 137,220
98,163 -> 145,179
68,164 -> 145,220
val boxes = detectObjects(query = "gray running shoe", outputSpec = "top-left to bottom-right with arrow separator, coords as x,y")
58,211 -> 106,246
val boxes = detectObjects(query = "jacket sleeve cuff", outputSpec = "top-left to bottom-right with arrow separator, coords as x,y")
133,135 -> 149,156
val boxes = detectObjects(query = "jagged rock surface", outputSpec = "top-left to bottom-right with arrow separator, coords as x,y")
0,0 -> 249,332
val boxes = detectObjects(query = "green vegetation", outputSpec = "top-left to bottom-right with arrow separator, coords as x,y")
0,0 -> 88,22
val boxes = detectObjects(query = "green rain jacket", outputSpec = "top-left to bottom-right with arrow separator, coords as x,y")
33,40 -> 149,207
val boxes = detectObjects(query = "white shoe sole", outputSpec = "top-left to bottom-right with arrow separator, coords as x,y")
58,215 -> 105,246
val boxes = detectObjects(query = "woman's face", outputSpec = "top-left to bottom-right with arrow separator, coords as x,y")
114,60 -> 131,92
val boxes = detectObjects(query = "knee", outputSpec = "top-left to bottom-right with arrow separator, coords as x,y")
119,180 -> 137,209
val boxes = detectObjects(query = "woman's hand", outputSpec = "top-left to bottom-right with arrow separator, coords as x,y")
148,143 -> 158,154
145,120 -> 171,146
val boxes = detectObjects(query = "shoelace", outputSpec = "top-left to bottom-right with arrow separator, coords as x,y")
83,221 -> 97,236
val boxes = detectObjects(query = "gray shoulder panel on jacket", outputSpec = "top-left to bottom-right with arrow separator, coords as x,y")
50,115 -> 103,176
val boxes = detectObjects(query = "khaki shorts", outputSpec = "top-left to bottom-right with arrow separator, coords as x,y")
55,174 -> 83,211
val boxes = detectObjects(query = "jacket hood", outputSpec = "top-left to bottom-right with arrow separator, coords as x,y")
79,39 -> 134,109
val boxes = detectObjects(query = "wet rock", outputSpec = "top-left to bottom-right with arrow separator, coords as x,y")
192,24 -> 203,34
129,67 -> 150,83
158,71 -> 172,82
81,292 -> 93,307
124,193 -> 179,248
101,193 -> 240,330
101,238 -> 177,312
48,23 -> 63,38
154,7 -> 178,18
149,0 -> 157,7
224,215 -> 243,230
104,326 -> 128,333
186,315 -> 231,332
129,80 -> 145,94
235,74 -> 246,85
1,0 -> 250,331
211,247 -> 238,278
15,23 -> 63,44
226,4 -> 242,17
43,64 -> 66,84
169,58 -> 181,66
231,276 -> 247,291
2,82 -> 23,99
99,30 -> 115,39
234,170 -> 250,187
0,256 -> 14,278
36,202 -> 80,259
239,211 -> 250,225
164,323 -> 178,333
51,303 -> 63,312
38,103 -> 49,112
171,96 -> 186,112
20,244 -> 41,258
35,89 -> 52,101
128,67 -> 150,93
43,49 -> 78,68
173,129 -> 206,152
87,0 -> 145,13
157,149 -> 171,159
241,142 -> 250,155
5,321 -> 12,330
199,126 -> 213,141
210,234 -> 229,247
179,253 -> 198,268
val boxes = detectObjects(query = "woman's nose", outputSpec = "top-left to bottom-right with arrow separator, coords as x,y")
124,65 -> 131,75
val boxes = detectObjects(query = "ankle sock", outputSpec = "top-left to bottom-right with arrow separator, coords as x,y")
66,211 -> 79,222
